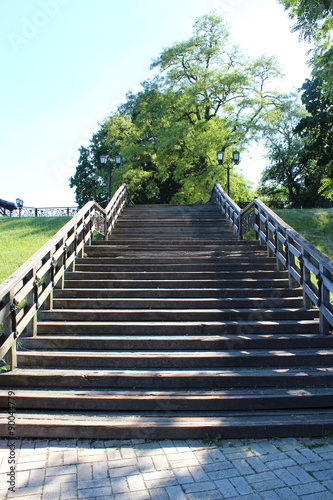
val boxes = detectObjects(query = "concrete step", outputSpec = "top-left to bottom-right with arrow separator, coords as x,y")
1,388 -> 333,412
19,334 -> 333,351
37,308 -> 318,323
16,348 -> 333,369
1,409 -> 332,439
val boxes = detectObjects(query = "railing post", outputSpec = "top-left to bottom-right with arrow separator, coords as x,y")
238,213 -> 243,241
302,248 -> 313,310
3,291 -> 17,370
318,265 -> 330,336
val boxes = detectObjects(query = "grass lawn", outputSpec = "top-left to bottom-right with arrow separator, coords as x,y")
275,208 -> 333,261
0,217 -> 71,284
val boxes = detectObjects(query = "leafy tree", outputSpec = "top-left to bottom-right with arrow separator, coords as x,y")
276,1 -> 333,201
258,99 -> 318,204
71,13 -> 284,205
278,0 -> 333,43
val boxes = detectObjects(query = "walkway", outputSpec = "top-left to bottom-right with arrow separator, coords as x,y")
1,436 -> 333,499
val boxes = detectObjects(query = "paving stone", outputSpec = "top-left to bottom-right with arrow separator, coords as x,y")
60,479 -> 79,499
230,476 -> 254,496
300,493 -> 333,500
303,460 -> 332,472
318,452 -> 333,461
245,456 -> 269,473
136,456 -> 155,473
314,445 -> 333,454
193,449 -> 215,464
324,479 -> 333,491
187,465 -> 209,482
186,492 -> 224,500
207,467 -> 240,481
143,470 -> 178,489
215,478 -> 239,497
172,467 -> 194,485
202,461 -> 235,474
248,443 -> 270,456
111,476 -> 129,494
275,486 -> 300,500
247,471 -> 277,484
274,467 -> 300,487
166,484 -> 187,499
135,442 -> 163,456
261,492 -> 282,500
109,465 -> 140,478
112,492 -> 149,500
152,454 -> 169,471
106,448 -> 122,461
291,481 -> 327,496
108,458 -> 138,469
92,460 -> 109,480
312,469 -> 333,481
127,474 -> 146,492
287,465 -> 315,484
121,447 -> 136,460
232,458 -> 255,476
63,450 -> 78,465
27,469 -> 46,487
266,458 -> 297,470
148,487 -> 169,500
42,480 -> 61,500
252,478 -> 285,492
172,440 -> 192,453
286,450 -> 310,465
207,448 -> 226,462
275,438 -> 301,451
46,465 -> 77,477
299,448 -> 322,462
78,486 -> 112,498
183,481 -> 217,493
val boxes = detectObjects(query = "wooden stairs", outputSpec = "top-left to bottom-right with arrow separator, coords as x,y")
1,203 -> 333,439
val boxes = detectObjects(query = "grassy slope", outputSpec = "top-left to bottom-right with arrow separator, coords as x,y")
0,209 -> 332,285
0,217 -> 71,284
275,209 -> 333,261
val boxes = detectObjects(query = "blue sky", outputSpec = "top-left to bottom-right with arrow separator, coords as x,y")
1,0 -> 312,207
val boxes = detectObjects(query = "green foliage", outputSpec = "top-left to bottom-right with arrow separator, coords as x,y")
0,217 -> 71,284
259,97 -> 324,205
70,13 -> 283,205
278,0 -> 333,43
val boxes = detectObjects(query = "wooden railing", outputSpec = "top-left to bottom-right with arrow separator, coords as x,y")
209,181 -> 333,336
0,184 -> 132,371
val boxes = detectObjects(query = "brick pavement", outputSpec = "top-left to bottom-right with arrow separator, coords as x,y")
0,436 -> 333,499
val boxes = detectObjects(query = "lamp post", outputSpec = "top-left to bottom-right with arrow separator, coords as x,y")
217,150 -> 240,196
100,154 -> 122,202
16,198 -> 23,217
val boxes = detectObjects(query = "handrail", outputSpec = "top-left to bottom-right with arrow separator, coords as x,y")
208,181 -> 333,336
0,183 -> 132,370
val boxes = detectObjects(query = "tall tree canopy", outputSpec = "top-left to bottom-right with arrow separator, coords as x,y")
71,14 -> 284,206
273,1 -> 333,202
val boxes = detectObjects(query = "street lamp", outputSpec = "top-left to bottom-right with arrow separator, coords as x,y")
100,154 -> 122,202
217,150 -> 240,196
16,198 -> 23,217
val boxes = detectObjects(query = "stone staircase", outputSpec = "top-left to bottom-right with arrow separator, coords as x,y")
1,204 -> 333,439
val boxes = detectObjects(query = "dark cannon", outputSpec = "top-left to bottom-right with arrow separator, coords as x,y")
0,198 -> 23,216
